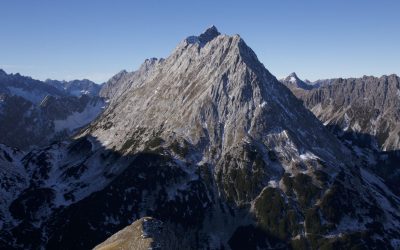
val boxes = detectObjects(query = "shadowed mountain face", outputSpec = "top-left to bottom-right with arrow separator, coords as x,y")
1,27 -> 400,250
0,69 -> 66,103
93,217 -> 187,250
0,70 -> 101,102
282,74 -> 400,198
282,74 -> 400,151
0,70 -> 106,150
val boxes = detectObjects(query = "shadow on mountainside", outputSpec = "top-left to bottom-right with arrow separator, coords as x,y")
0,135 -> 214,249
326,124 -> 400,196
1,130 -> 399,249
2,134 -> 288,250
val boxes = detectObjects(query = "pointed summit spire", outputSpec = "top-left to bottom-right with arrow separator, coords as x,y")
289,72 -> 299,79
201,25 -> 219,35
198,25 -> 220,44
183,26 -> 221,47
287,72 -> 300,83
283,72 -> 313,90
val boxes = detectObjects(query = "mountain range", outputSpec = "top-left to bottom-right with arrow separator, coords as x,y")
0,69 -> 106,150
281,72 -> 400,197
0,27 -> 399,249
281,73 -> 400,151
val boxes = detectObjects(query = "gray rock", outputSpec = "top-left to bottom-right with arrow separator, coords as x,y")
281,72 -> 313,90
284,74 -> 400,151
0,27 -> 399,250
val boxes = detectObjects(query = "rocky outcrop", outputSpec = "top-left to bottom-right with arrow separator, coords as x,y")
99,58 -> 163,103
94,217 -> 185,250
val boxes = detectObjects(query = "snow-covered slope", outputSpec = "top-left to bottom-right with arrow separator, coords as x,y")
0,70 -> 106,150
0,94 -> 106,150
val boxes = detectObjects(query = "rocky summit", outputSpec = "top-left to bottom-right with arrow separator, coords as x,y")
0,27 -> 399,250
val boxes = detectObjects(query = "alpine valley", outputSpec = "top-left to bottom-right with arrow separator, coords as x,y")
0,27 -> 399,250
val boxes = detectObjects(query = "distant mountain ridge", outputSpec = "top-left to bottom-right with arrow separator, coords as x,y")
280,72 -> 313,90
0,69 -> 66,103
1,27 -> 398,250
0,69 -> 106,150
281,73 -> 400,197
45,78 -> 101,97
281,73 -> 400,151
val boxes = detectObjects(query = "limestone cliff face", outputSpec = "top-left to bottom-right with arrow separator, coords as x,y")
99,58 -> 163,103
284,74 -> 400,151
87,27 -> 345,170
0,27 -> 399,250
283,73 -> 400,198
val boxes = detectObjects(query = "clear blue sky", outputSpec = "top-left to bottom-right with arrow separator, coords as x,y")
1,0 -> 399,83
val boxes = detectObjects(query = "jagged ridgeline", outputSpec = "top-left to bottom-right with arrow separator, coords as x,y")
0,27 -> 399,250
0,70 -> 105,150
281,74 -> 400,151
281,73 -> 400,197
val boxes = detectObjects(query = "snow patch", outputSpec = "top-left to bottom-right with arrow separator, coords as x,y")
258,101 -> 267,108
268,180 -> 278,188
54,100 -> 104,132
299,152 -> 319,160
343,113 -> 350,131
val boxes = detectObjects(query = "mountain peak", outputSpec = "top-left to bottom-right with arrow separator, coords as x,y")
185,25 -> 221,46
285,72 -> 300,81
287,72 -> 301,83
282,72 -> 313,90
198,25 -> 220,43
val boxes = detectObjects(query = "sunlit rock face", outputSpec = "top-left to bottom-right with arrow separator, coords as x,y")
0,27 -> 399,250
